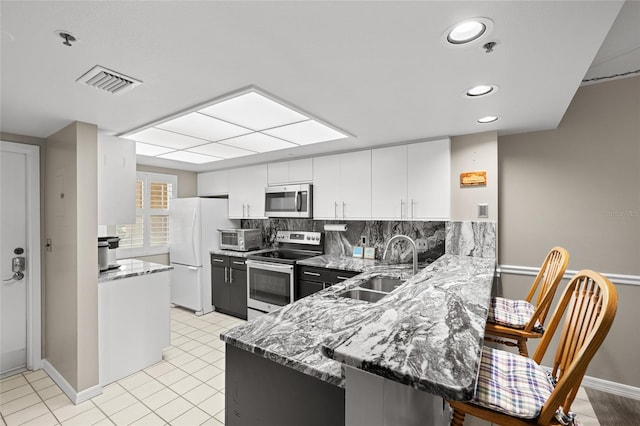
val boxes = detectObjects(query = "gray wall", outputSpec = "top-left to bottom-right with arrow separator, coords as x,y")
498,75 -> 640,387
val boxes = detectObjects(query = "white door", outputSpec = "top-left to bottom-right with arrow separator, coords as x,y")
1,142 -> 40,377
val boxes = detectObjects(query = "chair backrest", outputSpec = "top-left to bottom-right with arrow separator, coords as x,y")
523,246 -> 570,332
532,270 -> 617,425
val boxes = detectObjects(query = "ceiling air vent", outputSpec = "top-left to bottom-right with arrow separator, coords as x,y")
76,65 -> 142,95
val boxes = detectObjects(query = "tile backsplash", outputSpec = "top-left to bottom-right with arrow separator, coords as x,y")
241,219 -> 446,264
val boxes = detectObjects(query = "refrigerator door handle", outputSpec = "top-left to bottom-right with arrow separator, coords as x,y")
187,266 -> 199,271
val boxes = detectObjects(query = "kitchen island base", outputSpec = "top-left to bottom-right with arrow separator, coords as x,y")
345,365 -> 451,426
225,344 -> 345,426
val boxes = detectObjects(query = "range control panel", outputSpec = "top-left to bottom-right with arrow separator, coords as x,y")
275,231 -> 322,245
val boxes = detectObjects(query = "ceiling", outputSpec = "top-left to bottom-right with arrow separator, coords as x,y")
1,1 -> 638,172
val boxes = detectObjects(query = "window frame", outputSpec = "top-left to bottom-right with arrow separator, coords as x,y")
116,171 -> 177,258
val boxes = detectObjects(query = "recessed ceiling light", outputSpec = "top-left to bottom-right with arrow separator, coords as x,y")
465,84 -> 498,97
477,115 -> 499,123
444,18 -> 494,46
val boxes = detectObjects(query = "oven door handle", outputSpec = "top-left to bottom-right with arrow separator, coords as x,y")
246,260 -> 294,273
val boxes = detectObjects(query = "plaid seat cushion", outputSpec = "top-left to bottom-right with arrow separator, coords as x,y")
487,297 -> 540,330
472,346 -> 554,419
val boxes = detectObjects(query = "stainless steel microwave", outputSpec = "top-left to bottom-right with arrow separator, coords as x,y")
265,184 -> 313,218
218,228 -> 262,252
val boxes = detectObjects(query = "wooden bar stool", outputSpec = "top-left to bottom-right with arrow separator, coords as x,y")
485,247 -> 570,356
449,270 -> 617,425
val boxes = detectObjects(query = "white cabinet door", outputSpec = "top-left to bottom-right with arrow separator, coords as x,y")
98,135 -> 136,225
371,145 -> 407,219
267,158 -> 312,185
313,154 -> 341,219
407,139 -> 451,220
197,170 -> 228,196
340,150 -> 371,219
314,151 -> 371,219
288,158 -> 312,183
228,165 -> 267,219
267,162 -> 289,185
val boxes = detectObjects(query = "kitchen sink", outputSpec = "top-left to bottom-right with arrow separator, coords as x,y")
357,275 -> 405,293
339,288 -> 387,303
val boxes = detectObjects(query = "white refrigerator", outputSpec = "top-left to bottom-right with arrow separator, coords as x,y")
169,198 -> 238,315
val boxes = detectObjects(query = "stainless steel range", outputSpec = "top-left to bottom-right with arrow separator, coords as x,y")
245,231 -> 323,320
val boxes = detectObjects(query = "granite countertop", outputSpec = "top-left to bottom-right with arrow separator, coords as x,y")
209,248 -> 274,258
220,254 -> 496,400
98,259 -> 172,283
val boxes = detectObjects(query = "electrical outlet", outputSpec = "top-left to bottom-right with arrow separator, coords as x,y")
361,235 -> 368,246
415,238 -> 429,250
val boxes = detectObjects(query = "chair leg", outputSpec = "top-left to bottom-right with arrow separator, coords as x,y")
451,408 -> 465,426
517,338 -> 529,357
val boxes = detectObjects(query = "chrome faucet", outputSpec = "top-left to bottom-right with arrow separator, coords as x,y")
383,235 -> 418,275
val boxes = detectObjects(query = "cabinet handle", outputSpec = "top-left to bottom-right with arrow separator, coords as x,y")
411,199 -> 415,220
242,204 -> 246,218
229,268 -> 234,283
213,258 -> 224,263
304,271 -> 321,277
342,202 -> 346,218
233,261 -> 245,265
247,204 -> 251,217
400,200 -> 404,219
334,202 -> 338,219
336,276 -> 351,281
224,266 -> 229,283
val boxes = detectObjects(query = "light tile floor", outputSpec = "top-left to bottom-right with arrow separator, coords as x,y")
0,307 -> 602,425
0,308 -> 244,426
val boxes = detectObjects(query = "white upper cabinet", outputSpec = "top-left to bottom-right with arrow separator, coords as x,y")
371,145 -> 408,219
267,158 -> 313,185
371,139 -> 450,220
198,170 -> 229,196
407,139 -> 450,220
228,164 -> 267,219
98,134 -> 136,225
313,150 -> 371,220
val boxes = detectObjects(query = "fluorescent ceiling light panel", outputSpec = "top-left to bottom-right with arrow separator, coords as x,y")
126,127 -> 207,149
157,112 -> 251,142
135,142 -> 175,156
187,142 -> 255,159
157,150 -> 220,164
263,120 -> 347,145
222,132 -> 298,152
200,92 -> 308,131
123,88 -> 351,165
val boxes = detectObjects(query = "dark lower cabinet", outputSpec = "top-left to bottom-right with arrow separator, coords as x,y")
211,254 -> 247,320
295,265 -> 359,300
226,344 -> 345,426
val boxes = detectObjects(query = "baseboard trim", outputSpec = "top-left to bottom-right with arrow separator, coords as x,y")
42,360 -> 102,404
498,265 -> 640,286
582,374 -> 640,401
